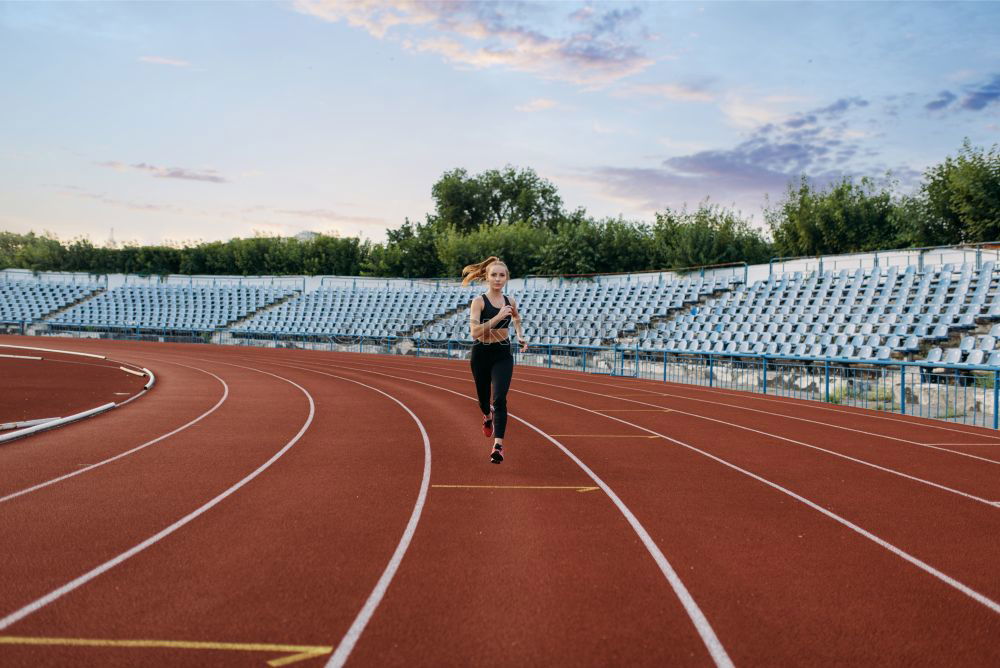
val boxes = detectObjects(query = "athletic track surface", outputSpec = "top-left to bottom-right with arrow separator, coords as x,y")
0,334 -> 998,667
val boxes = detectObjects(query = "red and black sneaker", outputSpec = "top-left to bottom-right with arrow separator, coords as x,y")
490,443 -> 503,464
482,411 -> 494,438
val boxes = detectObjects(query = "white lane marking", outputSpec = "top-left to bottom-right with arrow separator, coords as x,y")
335,355 -> 1000,617
306,357 -> 1000,508
264,358 -> 733,668
519,390 -> 1000,617
0,362 -> 229,505
0,344 -> 105,359
514,365 -> 1000,443
490,367 -> 1000,464
310,357 -> 1000,616
0,403 -> 115,445
515,379 -> 998,507
0,365 -> 314,632
273,370 -> 432,668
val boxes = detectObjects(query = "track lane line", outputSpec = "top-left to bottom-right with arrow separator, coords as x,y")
0,363 -> 315,633
403,354 -> 1000,443
512,364 -> 1000,443
250,356 -> 734,668
315,373 -> 431,668
315,356 -> 1000,618
333,357 -> 998,507
458,362 -> 1000,461
512,377 -> 999,507
153,352 -> 435,668
0,360 -> 229,505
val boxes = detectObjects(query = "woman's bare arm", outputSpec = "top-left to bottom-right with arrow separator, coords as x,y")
509,296 -> 528,351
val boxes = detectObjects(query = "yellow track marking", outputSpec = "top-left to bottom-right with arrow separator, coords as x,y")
550,434 -> 660,438
0,636 -> 331,666
432,484 -> 599,493
922,443 -> 1000,446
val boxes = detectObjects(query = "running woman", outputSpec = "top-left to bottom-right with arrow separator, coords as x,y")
463,256 -> 529,463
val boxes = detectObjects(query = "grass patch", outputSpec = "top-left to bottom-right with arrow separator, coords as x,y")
974,373 -> 996,389
864,387 -> 894,403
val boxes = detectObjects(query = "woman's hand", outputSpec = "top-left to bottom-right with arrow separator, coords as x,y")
519,338 -> 529,353
496,305 -> 513,321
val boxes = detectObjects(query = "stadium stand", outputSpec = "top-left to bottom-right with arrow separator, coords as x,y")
0,279 -> 103,324
48,284 -> 297,332
648,262 -> 997,363
7,258 -> 1000,366
233,285 -> 476,338
414,275 -> 739,346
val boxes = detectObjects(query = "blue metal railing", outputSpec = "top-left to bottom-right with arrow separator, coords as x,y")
17,323 -> 1000,430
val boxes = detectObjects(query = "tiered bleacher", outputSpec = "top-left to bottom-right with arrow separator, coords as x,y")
645,262 -> 997,364
416,275 -> 739,346
233,285 -> 475,338
8,258 -> 1000,367
0,279 -> 103,324
49,284 -> 296,332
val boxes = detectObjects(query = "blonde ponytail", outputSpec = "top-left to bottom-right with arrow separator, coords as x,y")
461,256 -> 507,286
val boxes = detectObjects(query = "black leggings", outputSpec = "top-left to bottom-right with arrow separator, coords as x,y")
470,342 -> 514,439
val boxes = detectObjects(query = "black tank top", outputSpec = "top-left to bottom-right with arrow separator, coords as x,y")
480,294 -> 511,329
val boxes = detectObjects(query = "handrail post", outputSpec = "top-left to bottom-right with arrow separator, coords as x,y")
900,364 -> 906,415
762,356 -> 768,394
994,369 -> 999,430
708,354 -> 714,387
825,358 -> 830,402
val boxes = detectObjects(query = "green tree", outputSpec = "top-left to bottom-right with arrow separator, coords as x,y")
766,177 -> 900,257
436,221 -> 550,278
655,204 -> 772,268
364,219 -> 444,278
921,139 -> 1000,244
430,166 -> 564,233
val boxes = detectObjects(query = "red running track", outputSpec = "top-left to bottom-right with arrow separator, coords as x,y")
0,347 -> 148,424
0,334 -> 997,667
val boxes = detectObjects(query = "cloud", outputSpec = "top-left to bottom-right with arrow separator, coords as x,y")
960,73 -> 1000,111
139,56 -> 191,67
924,74 -> 1000,113
97,161 -> 228,183
295,0 -> 654,86
615,82 -> 712,103
57,187 -> 187,214
515,98 -> 558,112
719,93 -> 803,129
572,95 -> 901,218
272,208 -> 387,228
925,90 -> 957,111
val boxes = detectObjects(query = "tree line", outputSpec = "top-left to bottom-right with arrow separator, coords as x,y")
2,140 -> 997,279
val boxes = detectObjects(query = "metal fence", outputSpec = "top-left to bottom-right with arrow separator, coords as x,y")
14,324 -> 1000,430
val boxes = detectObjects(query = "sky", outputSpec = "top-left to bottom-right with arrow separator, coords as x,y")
1,1 -> 998,247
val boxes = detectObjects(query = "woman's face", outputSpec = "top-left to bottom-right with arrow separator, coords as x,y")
488,263 -> 508,291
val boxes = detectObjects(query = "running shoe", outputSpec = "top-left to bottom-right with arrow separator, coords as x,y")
482,411 -> 494,437
490,443 -> 503,464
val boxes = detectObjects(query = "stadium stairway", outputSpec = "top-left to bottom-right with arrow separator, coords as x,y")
210,288 -> 303,343
27,286 -> 107,335
397,297 -> 471,338
618,280 -> 738,348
